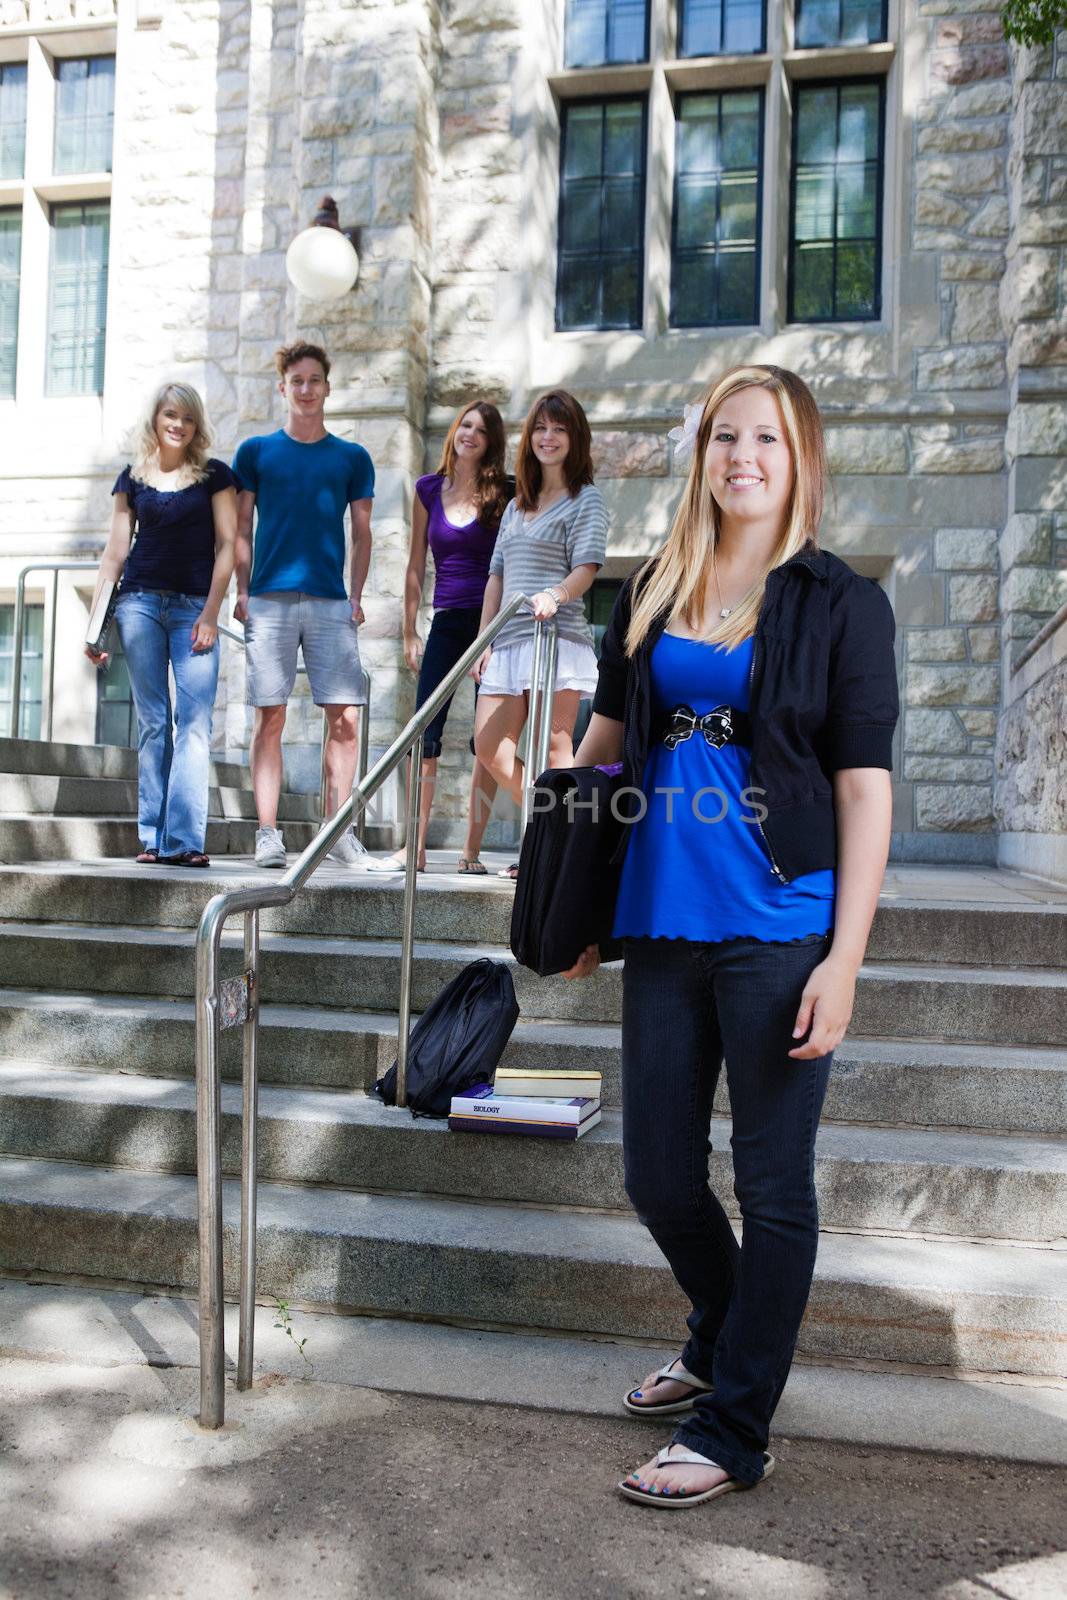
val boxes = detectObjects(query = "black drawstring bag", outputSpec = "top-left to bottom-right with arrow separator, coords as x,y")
510,765 -> 627,977
375,957 -> 519,1118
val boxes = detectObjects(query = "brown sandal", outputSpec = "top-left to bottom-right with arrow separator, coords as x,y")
135,848 -> 159,864
160,850 -> 210,868
457,857 -> 488,875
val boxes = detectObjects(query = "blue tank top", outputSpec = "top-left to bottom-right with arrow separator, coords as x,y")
612,633 -> 835,944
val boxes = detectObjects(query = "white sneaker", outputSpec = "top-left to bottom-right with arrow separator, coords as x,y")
254,826 -> 286,868
327,827 -> 371,867
364,852 -> 405,874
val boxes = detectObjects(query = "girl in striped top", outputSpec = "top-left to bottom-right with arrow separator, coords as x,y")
472,391 -> 608,878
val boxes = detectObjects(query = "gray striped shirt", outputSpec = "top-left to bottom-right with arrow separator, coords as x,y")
488,482 -> 608,650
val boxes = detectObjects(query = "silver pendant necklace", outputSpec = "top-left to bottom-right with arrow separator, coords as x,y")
712,553 -> 733,619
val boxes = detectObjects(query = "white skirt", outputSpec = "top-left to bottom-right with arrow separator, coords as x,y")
480,636 -> 599,698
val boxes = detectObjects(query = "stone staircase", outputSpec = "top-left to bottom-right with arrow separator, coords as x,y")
0,736 -> 321,861
0,816 -> 1064,1412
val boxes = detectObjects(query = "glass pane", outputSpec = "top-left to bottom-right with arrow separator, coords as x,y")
793,169 -> 834,242
717,248 -> 757,321
836,162 -> 876,239
676,177 -> 718,248
719,177 -> 757,242
603,176 -> 640,240
601,254 -> 641,327
795,86 -> 837,165
564,105 -> 603,180
673,254 -> 715,325
792,241 -> 834,319
835,239 -> 876,316
558,256 -> 600,328
795,0 -> 840,46
0,211 -> 20,399
565,0 -> 647,66
561,182 -> 601,250
678,100 -> 718,172
48,203 -> 110,396
0,63 -> 27,180
604,102 -> 643,175
96,699 -> 132,747
720,92 -> 760,168
723,0 -> 763,53
839,83 -> 879,162
681,0 -> 722,55
54,56 -> 115,175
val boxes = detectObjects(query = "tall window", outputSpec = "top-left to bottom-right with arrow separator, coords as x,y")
0,211 -> 20,397
0,604 -> 44,740
672,91 -> 762,327
679,0 -> 765,56
47,201 -> 110,395
53,56 -> 115,174
795,0 -> 887,48
95,635 -> 136,748
557,98 -> 646,331
565,0 -> 649,67
0,63 -> 27,179
789,79 -> 883,321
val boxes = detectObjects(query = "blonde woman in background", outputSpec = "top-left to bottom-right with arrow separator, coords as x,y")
85,382 -> 237,866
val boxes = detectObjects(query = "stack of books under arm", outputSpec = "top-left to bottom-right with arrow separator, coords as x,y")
448,1067 -> 602,1140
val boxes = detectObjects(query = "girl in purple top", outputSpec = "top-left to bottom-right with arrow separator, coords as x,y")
367,401 -> 510,874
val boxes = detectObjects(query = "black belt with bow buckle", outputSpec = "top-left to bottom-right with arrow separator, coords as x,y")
658,702 -> 752,751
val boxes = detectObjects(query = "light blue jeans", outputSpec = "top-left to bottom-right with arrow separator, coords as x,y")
115,590 -> 219,857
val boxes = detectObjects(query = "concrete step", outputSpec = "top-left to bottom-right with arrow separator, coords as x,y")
1,1065 -> 1064,1242
0,773 -> 319,822
1,1156 -> 1063,1376
0,735 -> 259,792
0,817 -> 323,863
1,859 -> 1064,966
1,987 -> 1065,1133
1,922 -> 1061,1047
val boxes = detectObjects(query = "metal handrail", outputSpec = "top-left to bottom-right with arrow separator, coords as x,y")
8,564 -> 367,829
193,596 -> 558,1428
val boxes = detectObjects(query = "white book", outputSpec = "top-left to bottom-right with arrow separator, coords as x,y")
449,1086 -> 600,1126
494,1069 -> 603,1101
85,581 -> 117,651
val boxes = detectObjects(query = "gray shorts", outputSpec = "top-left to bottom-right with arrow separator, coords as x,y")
244,592 -> 368,707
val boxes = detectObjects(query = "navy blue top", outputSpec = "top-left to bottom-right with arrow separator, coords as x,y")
232,430 -> 375,600
113,459 -> 237,597
613,633 -> 836,944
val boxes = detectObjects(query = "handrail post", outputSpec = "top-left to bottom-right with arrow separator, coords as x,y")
10,570 -> 26,738
236,908 -> 260,1391
195,912 -> 226,1429
354,693 -> 370,845
521,619 -> 547,835
395,731 -> 423,1109
535,624 -> 558,780
319,709 -> 329,821
47,570 -> 59,742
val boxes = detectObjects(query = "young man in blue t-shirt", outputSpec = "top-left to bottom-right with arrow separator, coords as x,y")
233,341 -> 374,867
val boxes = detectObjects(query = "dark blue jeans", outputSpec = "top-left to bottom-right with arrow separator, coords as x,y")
416,607 -> 482,758
621,933 -> 833,1484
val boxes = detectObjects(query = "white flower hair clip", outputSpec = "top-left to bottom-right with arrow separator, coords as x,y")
667,400 -> 704,465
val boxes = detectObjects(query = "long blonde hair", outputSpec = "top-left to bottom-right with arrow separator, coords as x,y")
626,365 -> 827,655
132,382 -> 212,485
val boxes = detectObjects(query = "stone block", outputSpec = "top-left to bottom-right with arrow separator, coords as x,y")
1003,566 -> 1067,615
967,196 -> 1009,238
915,190 -> 972,230
904,709 -> 967,753
915,783 -> 995,831
999,248 -> 1058,327
893,573 -> 945,626
1013,402 -> 1067,458
905,663 -> 999,706
1021,81 -> 1067,157
942,81 -> 1012,118
917,121 -> 1005,153
948,574 -> 999,622
934,527 -> 998,570
824,426 -> 907,475
1009,321 -> 1067,371
916,345 -> 1006,391
903,754 -> 993,781
939,251 -> 1005,281
1017,205 -> 1067,246
591,432 -> 668,479
968,628 -> 999,661
906,627 -> 968,661
913,437 -> 1005,473
951,284 -> 1002,344
1000,513 -> 1053,570
959,709 -> 997,738
936,16 -> 1005,43
931,44 -> 1009,87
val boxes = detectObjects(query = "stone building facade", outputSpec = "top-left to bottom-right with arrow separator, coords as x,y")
0,0 -> 1063,874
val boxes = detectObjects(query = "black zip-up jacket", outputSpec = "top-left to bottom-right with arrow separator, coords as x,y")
592,545 -> 899,883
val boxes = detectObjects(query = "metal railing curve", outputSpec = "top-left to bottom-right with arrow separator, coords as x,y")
194,597 -> 558,1428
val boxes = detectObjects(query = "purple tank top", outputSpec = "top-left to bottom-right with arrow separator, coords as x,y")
417,473 -> 499,611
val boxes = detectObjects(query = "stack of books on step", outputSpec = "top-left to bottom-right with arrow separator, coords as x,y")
448,1068 -> 602,1141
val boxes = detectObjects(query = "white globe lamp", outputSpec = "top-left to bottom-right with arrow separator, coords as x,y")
286,196 -> 360,300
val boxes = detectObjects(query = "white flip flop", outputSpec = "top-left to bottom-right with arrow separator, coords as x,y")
619,1448 -> 775,1508
622,1358 -> 714,1416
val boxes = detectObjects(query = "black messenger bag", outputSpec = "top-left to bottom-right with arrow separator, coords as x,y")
375,957 -> 519,1117
509,765 -> 627,977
